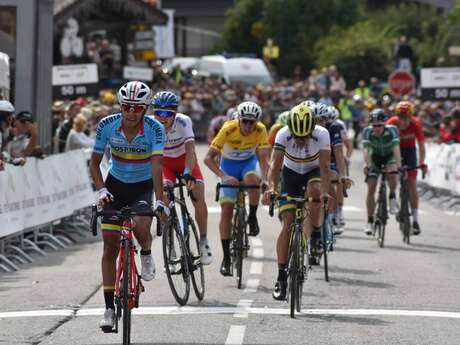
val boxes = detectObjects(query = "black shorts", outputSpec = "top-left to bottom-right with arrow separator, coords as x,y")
101,174 -> 153,236
368,153 -> 396,179
279,166 -> 320,213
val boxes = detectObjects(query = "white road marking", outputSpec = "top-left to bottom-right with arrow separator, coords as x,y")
2,307 -> 460,319
249,262 -> 263,275
225,325 -> 246,345
251,248 -> 264,259
244,279 -> 260,293
233,299 -> 252,318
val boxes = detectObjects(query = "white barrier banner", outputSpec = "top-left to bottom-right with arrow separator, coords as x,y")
0,150 -> 94,237
425,143 -> 460,195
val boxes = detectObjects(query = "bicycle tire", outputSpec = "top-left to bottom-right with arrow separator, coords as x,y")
163,222 -> 190,306
322,222 -> 329,282
234,209 -> 245,289
377,221 -> 385,248
187,217 -> 205,300
289,230 -> 300,318
122,240 -> 131,345
296,233 -> 306,313
400,184 -> 411,244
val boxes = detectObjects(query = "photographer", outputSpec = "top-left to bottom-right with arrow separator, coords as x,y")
6,111 -> 41,159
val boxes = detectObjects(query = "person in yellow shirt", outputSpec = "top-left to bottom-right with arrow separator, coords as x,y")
204,101 -> 270,276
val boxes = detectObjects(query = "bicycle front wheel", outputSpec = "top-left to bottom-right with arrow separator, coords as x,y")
122,240 -> 131,345
163,223 -> 190,306
187,218 -> 205,301
233,210 -> 245,289
322,222 -> 329,282
400,185 -> 411,244
289,230 -> 300,318
376,221 -> 385,248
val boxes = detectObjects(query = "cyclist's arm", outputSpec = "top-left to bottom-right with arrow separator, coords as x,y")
344,137 -> 353,159
363,148 -> 371,167
151,155 -> 166,203
268,149 -> 284,192
393,144 -> 402,169
333,144 -> 347,179
89,153 -> 105,190
184,140 -> 196,173
418,140 -> 426,165
319,149 -> 331,195
256,147 -> 270,181
204,147 -> 225,178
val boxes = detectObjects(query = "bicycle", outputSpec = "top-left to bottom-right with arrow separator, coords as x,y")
368,167 -> 398,248
162,174 -> 205,305
90,205 -> 158,345
215,183 -> 260,289
398,166 -> 425,245
321,201 -> 334,282
269,194 -> 320,318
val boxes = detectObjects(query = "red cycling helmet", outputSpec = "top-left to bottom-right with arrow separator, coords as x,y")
395,101 -> 414,117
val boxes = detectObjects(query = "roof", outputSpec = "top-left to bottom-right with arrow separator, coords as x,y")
54,0 -> 168,26
161,0 -> 235,17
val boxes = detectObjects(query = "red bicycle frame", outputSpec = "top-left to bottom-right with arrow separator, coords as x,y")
115,218 -> 144,310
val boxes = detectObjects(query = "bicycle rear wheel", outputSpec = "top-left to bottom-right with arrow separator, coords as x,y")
400,185 -> 411,244
122,240 -> 131,345
296,234 -> 306,313
289,230 -> 300,318
163,222 -> 190,306
187,217 -> 205,300
376,221 -> 385,248
322,223 -> 329,282
233,210 -> 245,289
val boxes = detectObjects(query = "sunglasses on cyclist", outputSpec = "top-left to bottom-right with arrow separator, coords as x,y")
121,104 -> 146,113
153,109 -> 176,118
241,119 -> 256,126
372,124 -> 384,128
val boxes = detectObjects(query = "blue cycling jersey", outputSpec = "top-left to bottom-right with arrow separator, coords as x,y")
93,114 -> 165,183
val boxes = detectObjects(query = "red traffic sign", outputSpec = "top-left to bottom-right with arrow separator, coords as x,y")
389,70 -> 415,96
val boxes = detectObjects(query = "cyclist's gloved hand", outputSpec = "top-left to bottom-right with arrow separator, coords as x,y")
262,189 -> 277,205
153,200 -> 170,217
96,187 -> 114,211
420,163 -> 428,176
260,180 -> 269,191
183,168 -> 196,190
363,166 -> 369,176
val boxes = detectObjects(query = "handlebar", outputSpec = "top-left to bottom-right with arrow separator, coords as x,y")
268,194 -> 321,217
90,204 -> 161,237
164,173 -> 197,202
399,165 -> 427,179
215,183 -> 261,202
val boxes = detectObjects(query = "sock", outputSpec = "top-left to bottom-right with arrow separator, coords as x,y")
104,288 -> 115,310
389,192 -> 396,199
412,208 -> 418,222
140,249 -> 151,256
277,264 -> 288,282
200,234 -> 208,245
249,204 -> 258,218
368,216 -> 374,224
221,239 -> 231,262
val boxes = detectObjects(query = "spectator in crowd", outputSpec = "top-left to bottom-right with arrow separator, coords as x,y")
52,101 -> 66,153
354,80 -> 370,99
0,100 -> 15,170
351,95 -> 367,149
6,111 -> 40,159
394,35 -> 414,71
328,65 -> 346,94
57,101 -> 82,152
65,113 -> 95,151
369,77 -> 383,99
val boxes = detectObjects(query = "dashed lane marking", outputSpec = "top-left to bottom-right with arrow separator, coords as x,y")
233,300 -> 252,318
208,205 -> 364,214
249,262 -> 263,275
225,325 -> 246,345
243,279 -> 260,293
2,307 -> 460,319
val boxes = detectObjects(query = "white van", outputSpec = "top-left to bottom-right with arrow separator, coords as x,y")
197,55 -> 272,86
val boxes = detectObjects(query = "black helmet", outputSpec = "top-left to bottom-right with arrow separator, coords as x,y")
369,108 -> 387,124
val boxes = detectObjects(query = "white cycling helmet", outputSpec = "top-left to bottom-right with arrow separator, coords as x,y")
328,106 -> 340,122
312,102 -> 330,121
0,100 -> 15,113
117,81 -> 152,105
237,101 -> 262,121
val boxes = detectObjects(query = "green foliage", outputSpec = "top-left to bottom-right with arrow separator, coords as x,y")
215,0 -> 460,81
315,21 -> 394,87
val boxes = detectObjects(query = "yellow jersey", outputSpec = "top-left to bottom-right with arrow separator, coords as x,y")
211,120 -> 270,160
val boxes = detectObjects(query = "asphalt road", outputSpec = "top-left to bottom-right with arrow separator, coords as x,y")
1,144 -> 460,345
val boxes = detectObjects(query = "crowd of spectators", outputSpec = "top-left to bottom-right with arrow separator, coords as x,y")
2,61 -> 460,171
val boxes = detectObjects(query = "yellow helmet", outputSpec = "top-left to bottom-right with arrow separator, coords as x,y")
288,104 -> 316,137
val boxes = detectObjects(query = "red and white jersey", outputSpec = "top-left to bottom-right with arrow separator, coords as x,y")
164,113 -> 195,158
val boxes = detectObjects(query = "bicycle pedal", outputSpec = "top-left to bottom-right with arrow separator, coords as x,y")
101,326 -> 117,334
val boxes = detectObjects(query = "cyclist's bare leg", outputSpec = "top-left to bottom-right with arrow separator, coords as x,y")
277,211 -> 295,265
133,216 -> 153,250
220,202 -> 234,240
387,165 -> 398,195
306,181 -> 322,235
191,181 -> 208,236
366,178 -> 377,218
329,171 -> 339,213
102,235 -> 120,289
244,173 -> 261,206
408,176 -> 418,210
